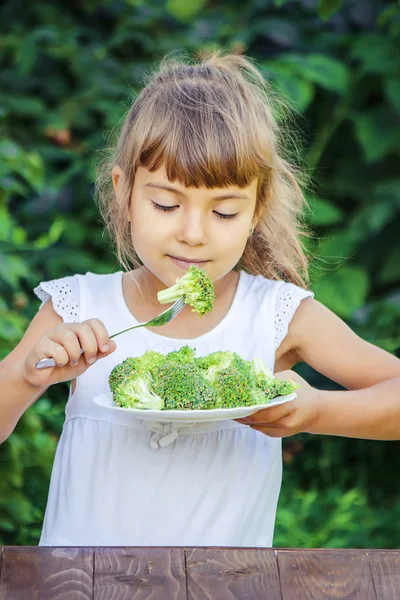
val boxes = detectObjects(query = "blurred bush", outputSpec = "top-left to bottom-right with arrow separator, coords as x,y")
0,0 -> 399,546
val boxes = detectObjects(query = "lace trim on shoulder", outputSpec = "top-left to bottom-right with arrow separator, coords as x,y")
33,277 -> 79,323
274,283 -> 314,351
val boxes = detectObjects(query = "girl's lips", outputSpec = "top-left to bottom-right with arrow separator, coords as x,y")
168,255 -> 209,269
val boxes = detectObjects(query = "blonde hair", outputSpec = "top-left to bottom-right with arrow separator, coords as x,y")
96,49 -> 314,288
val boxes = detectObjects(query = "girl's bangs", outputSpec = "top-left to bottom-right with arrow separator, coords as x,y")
135,110 -> 264,190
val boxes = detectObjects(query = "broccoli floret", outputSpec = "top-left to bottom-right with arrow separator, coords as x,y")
157,265 -> 215,317
113,371 -> 164,410
198,351 -> 257,408
165,345 -> 196,364
108,357 -> 137,393
109,351 -> 165,408
134,350 -> 165,374
152,361 -> 217,410
251,357 -> 299,401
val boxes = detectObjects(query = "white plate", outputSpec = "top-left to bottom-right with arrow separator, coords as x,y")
92,391 -> 297,423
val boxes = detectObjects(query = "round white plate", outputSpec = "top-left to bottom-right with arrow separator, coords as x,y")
92,391 -> 297,423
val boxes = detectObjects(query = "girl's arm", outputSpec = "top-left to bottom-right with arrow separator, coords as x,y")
237,298 -> 400,440
0,301 -> 115,444
308,377 -> 400,439
0,301 -> 62,443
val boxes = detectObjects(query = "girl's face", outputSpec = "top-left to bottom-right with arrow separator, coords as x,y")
113,164 -> 258,291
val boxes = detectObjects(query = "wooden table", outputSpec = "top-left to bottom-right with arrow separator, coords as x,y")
1,547 -> 400,599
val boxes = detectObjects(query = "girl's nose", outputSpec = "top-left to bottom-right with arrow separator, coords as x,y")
177,215 -> 208,246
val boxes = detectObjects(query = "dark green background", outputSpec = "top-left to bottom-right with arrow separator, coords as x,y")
1,0 -> 399,547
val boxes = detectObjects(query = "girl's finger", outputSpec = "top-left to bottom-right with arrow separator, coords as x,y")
84,319 -> 114,354
35,340 -> 70,369
247,403 -> 294,425
48,328 -> 82,365
74,324 -> 100,366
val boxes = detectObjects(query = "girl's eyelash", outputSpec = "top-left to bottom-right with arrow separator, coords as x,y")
152,202 -> 176,213
215,211 -> 238,220
151,201 -> 238,220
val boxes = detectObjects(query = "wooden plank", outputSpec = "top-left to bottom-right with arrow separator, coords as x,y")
277,550 -> 376,600
186,547 -> 281,600
94,547 -> 186,600
367,551 -> 400,600
0,547 -> 93,600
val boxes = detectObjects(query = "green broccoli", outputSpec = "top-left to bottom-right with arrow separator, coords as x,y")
251,357 -> 299,401
157,264 -> 215,316
109,349 -> 299,411
152,361 -> 216,410
113,372 -> 164,410
198,351 -> 257,408
165,345 -> 196,364
109,351 -> 165,409
108,357 -> 138,393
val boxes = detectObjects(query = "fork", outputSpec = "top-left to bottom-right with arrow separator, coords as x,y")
35,297 -> 186,370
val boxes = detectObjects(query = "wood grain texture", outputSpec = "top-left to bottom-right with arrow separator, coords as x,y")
367,551 -> 400,600
277,549 -> 375,600
186,547 -> 281,600
0,547 -> 93,600
94,547 -> 186,600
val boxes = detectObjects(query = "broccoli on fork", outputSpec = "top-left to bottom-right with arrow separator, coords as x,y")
157,264 -> 215,317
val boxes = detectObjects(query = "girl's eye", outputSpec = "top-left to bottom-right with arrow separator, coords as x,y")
151,201 -> 238,220
151,201 -> 177,212
214,211 -> 238,220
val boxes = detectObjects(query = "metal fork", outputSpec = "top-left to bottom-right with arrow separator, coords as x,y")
35,297 -> 186,370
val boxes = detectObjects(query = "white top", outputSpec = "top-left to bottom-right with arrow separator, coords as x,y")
34,270 -> 313,547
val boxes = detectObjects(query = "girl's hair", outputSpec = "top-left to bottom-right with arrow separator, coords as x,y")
96,49 -> 314,288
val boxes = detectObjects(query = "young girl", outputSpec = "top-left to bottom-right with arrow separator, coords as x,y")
1,51 -> 399,548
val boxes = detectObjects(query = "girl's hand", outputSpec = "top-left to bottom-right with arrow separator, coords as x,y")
22,319 -> 117,389
235,370 -> 320,437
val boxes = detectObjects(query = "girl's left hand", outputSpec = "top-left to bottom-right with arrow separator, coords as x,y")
235,370 -> 320,437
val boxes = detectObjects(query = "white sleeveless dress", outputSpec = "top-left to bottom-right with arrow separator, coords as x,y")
34,270 -> 313,547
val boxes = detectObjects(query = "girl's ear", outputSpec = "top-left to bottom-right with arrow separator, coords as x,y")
112,166 -> 123,191
112,166 -> 131,223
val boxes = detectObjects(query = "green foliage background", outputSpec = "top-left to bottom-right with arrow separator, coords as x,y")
0,0 -> 399,547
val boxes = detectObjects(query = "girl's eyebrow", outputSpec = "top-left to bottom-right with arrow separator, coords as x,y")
144,182 -> 250,201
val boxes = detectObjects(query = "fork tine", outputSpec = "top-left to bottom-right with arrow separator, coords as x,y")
172,297 -> 185,316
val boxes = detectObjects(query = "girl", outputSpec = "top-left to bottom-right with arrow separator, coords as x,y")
1,51 -> 399,548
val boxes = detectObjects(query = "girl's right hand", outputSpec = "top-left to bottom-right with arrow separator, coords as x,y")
22,319 -> 117,389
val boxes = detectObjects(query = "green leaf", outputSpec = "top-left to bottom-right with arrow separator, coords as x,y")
352,107 -> 400,163
313,265 -> 369,318
0,308 -> 27,340
281,54 -> 349,94
166,0 -> 207,22
315,231 -> 359,267
33,218 -> 66,249
0,254 -> 30,288
379,248 -> 400,285
348,200 -> 398,241
264,64 -> 314,112
306,195 -> 344,226
0,207 -> 14,243
351,34 -> 399,75
317,0 -> 343,21
384,76 -> 400,115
